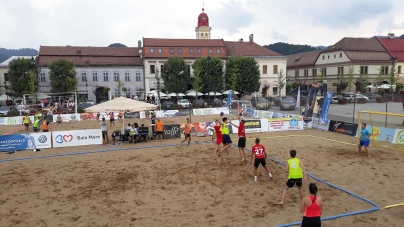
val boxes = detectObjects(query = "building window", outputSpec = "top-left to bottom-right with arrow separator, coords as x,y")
114,88 -> 120,98
178,48 -> 182,54
334,55 -> 336,58
158,48 -> 162,54
327,55 -> 330,59
150,65 -> 155,74
338,66 -> 344,75
197,48 -> 201,54
103,72 -> 109,82
150,48 -> 154,54
126,88 -> 131,98
81,72 -> 87,82
40,72 -> 46,83
190,48 -> 194,54
340,53 -> 342,58
4,73 -> 9,82
263,65 -> 267,74
398,66 -> 402,74
124,72 -> 130,82
322,68 -> 327,75
170,48 -> 174,54
114,72 -> 120,81
135,72 -> 141,82
295,70 -> 299,77
92,72 -> 98,82
383,66 -> 389,74
188,65 -> 191,75
273,87 -> 278,95
216,48 -> 221,54
312,68 -> 317,77
208,48 -> 213,54
322,55 -> 325,60
360,66 -> 368,75
304,69 -> 308,77
273,65 -> 278,74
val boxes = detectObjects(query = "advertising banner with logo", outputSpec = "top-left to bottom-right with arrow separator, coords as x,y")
139,110 -> 163,119
178,109 -> 192,116
52,129 -> 102,148
320,92 -> 333,124
392,129 -> 404,144
253,110 -> 274,119
230,119 -> 268,133
328,120 -> 358,137
30,132 -> 52,149
246,108 -> 254,118
0,134 -> 31,152
193,108 -> 215,116
355,125 -> 396,143
52,114 -> 80,123
311,117 -> 330,131
163,110 -> 179,117
124,112 -> 141,119
179,122 -> 215,137
0,116 -> 34,126
268,117 -> 304,131
163,124 -> 181,139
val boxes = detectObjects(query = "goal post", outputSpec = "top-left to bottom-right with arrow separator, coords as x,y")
22,92 -> 78,114
358,111 -> 404,152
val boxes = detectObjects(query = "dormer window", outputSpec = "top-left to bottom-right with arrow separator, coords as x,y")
178,48 -> 182,54
190,48 -> 194,54
158,48 -> 162,54
150,48 -> 154,54
197,48 -> 201,54
208,48 -> 213,54
170,48 -> 174,54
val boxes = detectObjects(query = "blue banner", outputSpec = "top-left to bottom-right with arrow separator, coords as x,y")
227,90 -> 233,108
320,92 -> 333,124
0,134 -> 37,152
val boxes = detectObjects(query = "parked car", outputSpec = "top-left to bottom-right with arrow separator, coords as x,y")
364,94 -> 382,102
0,106 -> 12,116
192,99 -> 205,108
280,98 -> 296,111
79,103 -> 93,109
85,100 -> 95,105
355,94 -> 369,101
161,101 -> 174,109
177,99 -> 190,108
332,95 -> 343,104
251,97 -> 270,110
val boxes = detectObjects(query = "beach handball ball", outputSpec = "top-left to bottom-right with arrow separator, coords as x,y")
220,112 -> 224,116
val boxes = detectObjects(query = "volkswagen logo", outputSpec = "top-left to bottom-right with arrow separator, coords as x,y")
38,135 -> 47,143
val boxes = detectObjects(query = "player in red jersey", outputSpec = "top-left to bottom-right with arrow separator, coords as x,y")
250,138 -> 272,181
230,111 -> 247,164
213,119 -> 223,156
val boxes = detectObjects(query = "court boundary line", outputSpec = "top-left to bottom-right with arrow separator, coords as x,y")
245,135 -> 380,227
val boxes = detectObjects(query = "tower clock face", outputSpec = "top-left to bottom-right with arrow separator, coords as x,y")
202,16 -> 206,21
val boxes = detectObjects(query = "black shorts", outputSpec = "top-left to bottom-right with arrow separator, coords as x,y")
102,131 -> 108,138
286,178 -> 303,188
301,216 -> 321,227
156,131 -> 163,135
118,116 -> 122,119
33,127 -> 39,132
254,158 -> 266,168
43,130 -> 49,132
110,118 -> 115,122
24,123 -> 29,128
238,137 -> 246,148
185,133 -> 191,138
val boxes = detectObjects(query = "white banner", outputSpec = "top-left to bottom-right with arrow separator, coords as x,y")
230,119 -> 269,133
51,114 -> 80,122
30,132 -> 52,149
193,107 -> 229,116
311,117 -> 330,131
253,110 -> 274,119
268,116 -> 304,132
0,116 -> 35,126
52,129 -> 102,148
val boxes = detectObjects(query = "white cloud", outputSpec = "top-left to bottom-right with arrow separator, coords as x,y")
0,0 -> 404,49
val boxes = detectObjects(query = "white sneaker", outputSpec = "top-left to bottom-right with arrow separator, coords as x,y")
268,173 -> 273,178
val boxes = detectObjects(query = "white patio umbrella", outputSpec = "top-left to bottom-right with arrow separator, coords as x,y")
147,91 -> 167,97
205,91 -> 222,96
186,90 -> 204,96
85,96 -> 158,131
222,90 -> 240,95
167,92 -> 185,97
380,84 -> 395,89
366,85 -> 377,88
0,94 -> 9,101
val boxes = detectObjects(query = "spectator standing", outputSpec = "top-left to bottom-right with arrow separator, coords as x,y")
42,117 -> 50,132
155,118 -> 164,142
100,118 -> 109,143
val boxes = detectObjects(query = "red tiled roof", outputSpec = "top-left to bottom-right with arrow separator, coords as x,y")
377,37 -> 404,61
286,50 -> 323,68
143,38 -> 227,58
224,41 -> 282,57
344,51 -> 391,62
37,46 -> 142,67
324,37 -> 386,52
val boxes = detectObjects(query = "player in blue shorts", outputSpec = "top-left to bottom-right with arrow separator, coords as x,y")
358,123 -> 371,157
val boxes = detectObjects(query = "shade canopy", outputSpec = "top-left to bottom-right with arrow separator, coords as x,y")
85,96 -> 158,113
0,94 -> 9,101
205,92 -> 222,96
222,90 -> 240,95
147,90 -> 167,97
167,92 -> 185,97
186,90 -> 204,96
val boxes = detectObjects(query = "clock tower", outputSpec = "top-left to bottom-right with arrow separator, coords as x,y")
195,7 -> 211,39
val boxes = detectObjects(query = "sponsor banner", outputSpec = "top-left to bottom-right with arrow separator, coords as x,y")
52,114 -> 80,123
230,119 -> 268,133
254,110 -> 273,119
393,129 -> 404,144
355,125 -> 396,143
303,121 -> 312,129
52,129 -> 102,148
30,132 -> 52,149
139,110 -> 163,118
246,108 -> 254,118
0,116 -> 34,126
0,134 -> 32,152
163,124 -> 181,139
328,120 -> 358,137
193,108 -> 215,115
178,109 -> 192,116
80,113 -> 97,121
268,117 -> 304,132
180,122 -> 215,137
163,110 -> 179,117
311,117 -> 330,131
124,112 -> 140,119
320,92 -> 333,124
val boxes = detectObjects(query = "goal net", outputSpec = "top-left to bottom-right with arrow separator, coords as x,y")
21,92 -> 78,115
358,111 -> 404,152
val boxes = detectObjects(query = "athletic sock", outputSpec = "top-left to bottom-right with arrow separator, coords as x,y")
268,172 -> 273,178
254,176 -> 257,181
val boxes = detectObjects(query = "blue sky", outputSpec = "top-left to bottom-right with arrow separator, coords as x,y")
0,0 -> 403,49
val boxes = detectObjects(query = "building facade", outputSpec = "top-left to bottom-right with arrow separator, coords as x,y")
377,34 -> 404,82
36,46 -> 144,102
195,7 -> 211,39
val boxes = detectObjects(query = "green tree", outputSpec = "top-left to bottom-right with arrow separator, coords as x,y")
388,64 -> 399,93
337,71 -> 348,93
277,69 -> 286,98
49,59 -> 77,92
316,68 -> 325,84
224,56 -> 260,96
376,67 -> 386,87
192,56 -> 224,97
115,73 -> 126,97
155,68 -> 162,108
161,57 -> 189,95
346,66 -> 355,92
7,57 -> 39,97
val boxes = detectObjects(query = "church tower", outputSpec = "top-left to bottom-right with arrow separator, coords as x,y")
195,6 -> 211,39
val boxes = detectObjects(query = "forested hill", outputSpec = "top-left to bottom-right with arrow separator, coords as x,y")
0,48 -> 38,62
264,42 -> 327,55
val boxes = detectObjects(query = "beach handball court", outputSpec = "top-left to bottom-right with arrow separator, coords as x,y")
0,116 -> 404,227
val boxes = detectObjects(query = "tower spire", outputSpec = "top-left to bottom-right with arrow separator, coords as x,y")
202,2 -> 204,11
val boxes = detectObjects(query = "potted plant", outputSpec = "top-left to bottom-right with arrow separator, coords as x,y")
338,97 -> 348,105
357,98 -> 367,104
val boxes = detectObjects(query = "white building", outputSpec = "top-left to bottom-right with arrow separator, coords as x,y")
36,46 -> 144,102
0,56 -> 33,95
